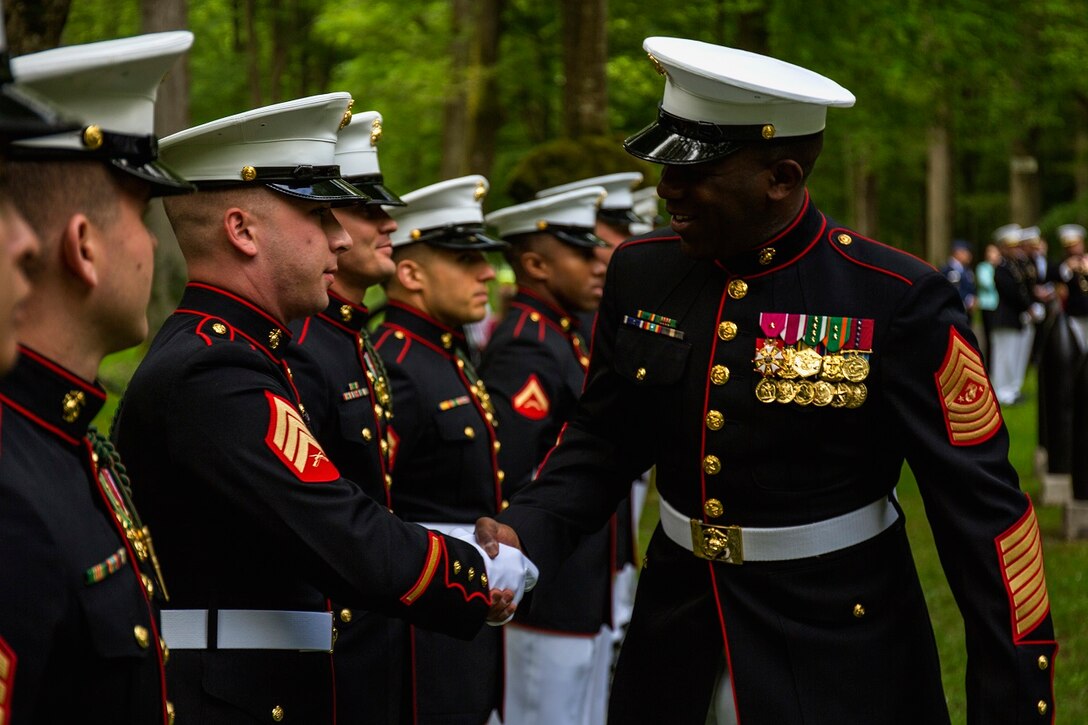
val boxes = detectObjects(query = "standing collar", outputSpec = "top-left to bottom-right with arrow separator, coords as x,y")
316,289 -> 370,335
176,282 -> 293,360
0,346 -> 106,445
715,191 -> 827,278
512,287 -> 580,334
383,300 -> 469,357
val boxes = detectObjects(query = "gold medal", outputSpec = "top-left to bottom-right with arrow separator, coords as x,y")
755,378 -> 778,403
794,380 -> 815,406
821,353 -> 845,381
830,384 -> 848,408
792,347 -> 823,378
778,348 -> 799,379
775,379 -> 797,404
842,353 -> 870,382
845,382 -> 868,408
812,380 -> 834,406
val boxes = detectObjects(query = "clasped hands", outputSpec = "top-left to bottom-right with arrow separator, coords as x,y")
448,519 -> 533,625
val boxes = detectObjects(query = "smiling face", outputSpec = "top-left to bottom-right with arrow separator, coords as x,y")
331,203 -> 398,297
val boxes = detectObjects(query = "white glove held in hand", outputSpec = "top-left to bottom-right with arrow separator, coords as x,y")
449,527 -> 539,625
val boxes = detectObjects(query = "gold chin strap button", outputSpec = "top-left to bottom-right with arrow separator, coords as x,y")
133,625 -> 150,649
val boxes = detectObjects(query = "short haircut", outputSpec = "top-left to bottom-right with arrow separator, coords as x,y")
1,160 -> 122,243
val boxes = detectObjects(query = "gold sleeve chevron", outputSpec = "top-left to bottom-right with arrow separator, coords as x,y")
996,502 -> 1050,640
935,327 -> 1002,446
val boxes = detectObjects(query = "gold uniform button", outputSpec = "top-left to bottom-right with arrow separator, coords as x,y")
530,312 -> 541,322
468,567 -> 476,581
837,233 -> 853,246
212,322 -> 227,335
710,365 -> 730,385
727,279 -> 748,299
361,427 -> 373,442
703,499 -> 724,518
394,330 -> 405,339
464,426 -> 476,439
1037,700 -> 1048,715
374,404 -> 383,417
380,440 -> 389,455
501,499 -> 510,510
702,455 -> 721,475
493,440 -> 501,453
384,473 -> 393,488
853,603 -> 866,618
560,317 -> 571,330
717,321 -> 738,341
160,638 -> 170,664
166,701 -> 176,725
441,332 -> 453,349
453,561 -> 462,574
141,573 -> 155,598
635,367 -> 647,381
133,625 -> 150,649
705,410 -> 724,431
272,705 -> 285,722
497,470 -> 505,483
340,608 -> 353,623
1037,655 -> 1049,670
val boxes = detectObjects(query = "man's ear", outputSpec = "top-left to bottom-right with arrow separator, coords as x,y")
766,159 -> 805,202
520,250 -> 549,283
395,258 -> 425,292
223,207 -> 259,257
59,213 -> 98,288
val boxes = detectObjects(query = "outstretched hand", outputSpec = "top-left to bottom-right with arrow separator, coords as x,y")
475,516 -> 522,558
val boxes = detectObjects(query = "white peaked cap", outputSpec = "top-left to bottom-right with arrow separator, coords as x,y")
12,31 -> 194,193
388,175 -> 506,250
487,186 -> 608,249
160,92 -> 366,204
334,109 -> 403,205
624,37 -> 854,165
992,224 -> 1022,246
1058,224 -> 1086,245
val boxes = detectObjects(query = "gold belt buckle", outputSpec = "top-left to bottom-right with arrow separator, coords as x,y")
690,520 -> 744,564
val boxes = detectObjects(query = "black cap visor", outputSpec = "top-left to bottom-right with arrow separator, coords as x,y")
267,177 -> 369,207
623,119 -> 744,165
0,83 -> 80,144
415,224 -> 508,251
551,225 -> 608,249
598,207 -> 642,226
345,175 -> 405,206
111,157 -> 195,196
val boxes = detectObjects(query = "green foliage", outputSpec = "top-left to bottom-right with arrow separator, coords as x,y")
501,135 -> 657,203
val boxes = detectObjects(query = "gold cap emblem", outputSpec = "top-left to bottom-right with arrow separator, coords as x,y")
61,390 -> 86,423
759,248 -> 776,265
82,125 -> 104,150
761,124 -> 776,140
241,165 -> 258,182
474,180 -> 487,202
339,99 -> 354,130
647,53 -> 667,76
370,118 -> 382,146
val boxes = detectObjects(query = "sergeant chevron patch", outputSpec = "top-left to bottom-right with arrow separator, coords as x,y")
996,502 -> 1050,640
512,374 -> 549,420
0,635 -> 14,724
264,390 -> 340,482
934,327 -> 1001,446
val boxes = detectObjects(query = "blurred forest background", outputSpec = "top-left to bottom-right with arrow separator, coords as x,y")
6,0 -> 1088,319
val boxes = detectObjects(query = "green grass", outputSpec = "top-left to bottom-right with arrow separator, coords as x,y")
636,368 -> 1085,723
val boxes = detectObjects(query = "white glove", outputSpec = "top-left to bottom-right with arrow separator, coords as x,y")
449,527 -> 539,625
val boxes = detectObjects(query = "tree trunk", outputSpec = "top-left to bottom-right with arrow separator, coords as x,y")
734,7 -> 769,54
1010,134 -> 1041,226
243,0 -> 262,107
439,0 -> 470,178
560,0 -> 607,137
926,122 -> 953,266
4,0 -> 71,55
465,0 -> 503,177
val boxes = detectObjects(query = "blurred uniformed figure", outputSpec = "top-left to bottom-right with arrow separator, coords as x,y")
1056,224 -> 1088,345
482,187 -> 612,725
535,172 -> 650,652
0,32 -> 194,723
940,239 -> 976,314
629,185 -> 662,236
0,4 -> 78,376
284,108 -> 412,724
374,176 -> 511,724
479,37 -> 1057,724
991,224 -> 1033,404
113,98 -> 530,724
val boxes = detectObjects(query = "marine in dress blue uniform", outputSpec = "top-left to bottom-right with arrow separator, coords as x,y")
375,176 -> 509,724
482,187 -> 613,724
113,97 -> 518,725
1056,224 -> 1088,344
285,108 -> 413,724
486,37 -> 1057,724
991,225 -> 1034,404
0,32 -> 196,724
